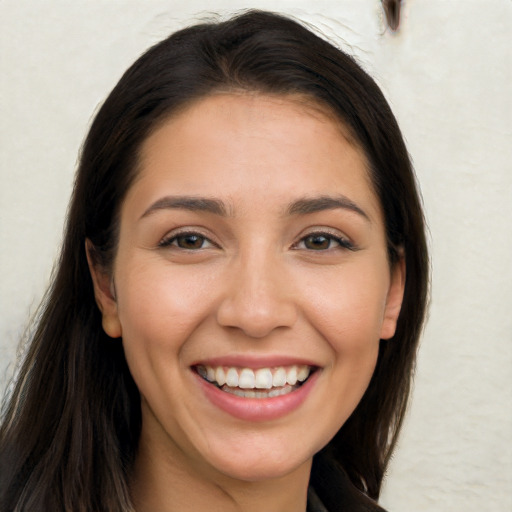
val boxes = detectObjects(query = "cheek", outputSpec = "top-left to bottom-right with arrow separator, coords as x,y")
113,262 -> 222,423
297,263 -> 388,422
300,263 -> 390,352
114,260 -> 218,360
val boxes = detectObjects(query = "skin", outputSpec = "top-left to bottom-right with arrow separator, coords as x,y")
89,93 -> 405,512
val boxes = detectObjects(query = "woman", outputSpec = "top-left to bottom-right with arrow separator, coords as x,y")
0,10 -> 428,512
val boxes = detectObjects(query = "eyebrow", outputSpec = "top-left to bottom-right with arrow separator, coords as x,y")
286,195 -> 370,221
140,196 -> 228,219
140,194 -> 369,221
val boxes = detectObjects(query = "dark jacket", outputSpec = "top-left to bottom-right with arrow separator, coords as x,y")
309,452 -> 387,512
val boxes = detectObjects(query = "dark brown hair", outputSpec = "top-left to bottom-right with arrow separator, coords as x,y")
0,10 -> 428,512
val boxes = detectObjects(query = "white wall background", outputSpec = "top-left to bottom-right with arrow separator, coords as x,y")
1,1 -> 511,510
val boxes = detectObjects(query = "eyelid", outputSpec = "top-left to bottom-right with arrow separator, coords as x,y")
293,227 -> 357,251
158,227 -> 218,249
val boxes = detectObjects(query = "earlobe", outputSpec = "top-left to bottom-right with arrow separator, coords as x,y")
380,254 -> 406,340
85,239 -> 122,339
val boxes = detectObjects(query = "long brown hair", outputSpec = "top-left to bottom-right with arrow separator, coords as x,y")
0,10 -> 428,511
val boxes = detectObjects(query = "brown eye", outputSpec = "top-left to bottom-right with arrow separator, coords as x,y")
175,234 -> 206,249
295,232 -> 355,252
303,234 -> 332,250
159,232 -> 214,250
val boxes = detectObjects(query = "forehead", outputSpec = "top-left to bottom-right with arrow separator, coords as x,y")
125,93 -> 382,223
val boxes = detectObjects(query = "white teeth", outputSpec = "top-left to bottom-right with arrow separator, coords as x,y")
215,367 -> 226,386
223,385 -> 294,399
272,367 -> 287,387
198,364 -> 313,392
239,368 -> 255,389
286,366 -> 298,385
255,368 -> 273,389
268,385 -> 293,398
297,366 -> 309,382
206,366 -> 216,382
226,368 -> 239,387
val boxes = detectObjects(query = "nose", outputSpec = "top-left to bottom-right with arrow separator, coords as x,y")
216,252 -> 298,338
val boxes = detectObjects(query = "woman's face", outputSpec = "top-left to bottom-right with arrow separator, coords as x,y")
91,93 -> 404,483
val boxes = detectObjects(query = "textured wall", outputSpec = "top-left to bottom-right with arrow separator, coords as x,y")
1,1 -> 511,510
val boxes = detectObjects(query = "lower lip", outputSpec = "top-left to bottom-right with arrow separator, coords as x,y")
194,370 -> 319,422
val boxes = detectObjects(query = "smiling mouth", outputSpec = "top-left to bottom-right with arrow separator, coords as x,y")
194,364 -> 315,399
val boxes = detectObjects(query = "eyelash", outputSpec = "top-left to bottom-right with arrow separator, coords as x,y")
292,231 -> 356,252
158,230 -> 355,252
158,231 -> 216,250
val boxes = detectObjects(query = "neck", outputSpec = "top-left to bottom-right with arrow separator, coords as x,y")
130,429 -> 312,512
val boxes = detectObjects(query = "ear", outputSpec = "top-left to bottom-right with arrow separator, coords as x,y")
380,253 -> 406,340
85,239 -> 122,338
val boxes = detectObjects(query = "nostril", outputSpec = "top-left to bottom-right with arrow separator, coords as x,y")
216,303 -> 296,339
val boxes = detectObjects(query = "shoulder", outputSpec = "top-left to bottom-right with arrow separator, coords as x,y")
310,451 -> 387,512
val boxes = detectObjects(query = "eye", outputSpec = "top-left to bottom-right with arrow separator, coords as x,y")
159,232 -> 215,250
295,232 -> 355,251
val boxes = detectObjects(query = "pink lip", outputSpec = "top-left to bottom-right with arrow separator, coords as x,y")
191,354 -> 318,369
193,369 -> 320,422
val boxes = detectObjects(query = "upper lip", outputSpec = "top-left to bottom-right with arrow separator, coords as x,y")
190,354 -> 320,369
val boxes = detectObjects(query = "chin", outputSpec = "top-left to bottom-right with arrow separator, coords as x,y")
218,458 -> 308,483
202,438 -> 317,483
